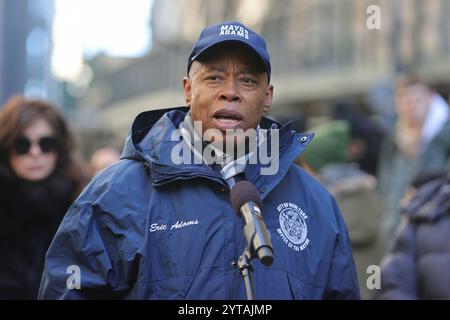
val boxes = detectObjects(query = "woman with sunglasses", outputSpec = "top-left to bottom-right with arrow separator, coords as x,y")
0,96 -> 88,299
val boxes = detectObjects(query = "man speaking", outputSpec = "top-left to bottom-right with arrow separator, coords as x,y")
39,21 -> 360,299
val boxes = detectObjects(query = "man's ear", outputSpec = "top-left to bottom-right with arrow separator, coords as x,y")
264,84 -> 274,112
183,76 -> 192,107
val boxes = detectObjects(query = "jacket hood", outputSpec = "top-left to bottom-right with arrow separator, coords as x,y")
121,106 -> 313,194
121,107 -> 187,162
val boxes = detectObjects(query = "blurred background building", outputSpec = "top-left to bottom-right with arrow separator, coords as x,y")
0,0 -> 55,105
1,0 -> 450,153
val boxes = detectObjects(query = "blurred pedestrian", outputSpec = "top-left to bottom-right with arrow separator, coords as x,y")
331,101 -> 383,176
377,74 -> 450,253
89,146 -> 121,175
377,170 -> 450,299
298,119 -> 383,299
0,96 -> 88,299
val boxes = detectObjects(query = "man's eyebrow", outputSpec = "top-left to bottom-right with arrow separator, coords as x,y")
239,66 -> 259,74
204,65 -> 226,73
204,65 -> 260,74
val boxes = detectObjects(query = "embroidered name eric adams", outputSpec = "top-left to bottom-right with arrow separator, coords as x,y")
150,220 -> 199,233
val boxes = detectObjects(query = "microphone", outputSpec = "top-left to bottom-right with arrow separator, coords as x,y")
230,180 -> 274,266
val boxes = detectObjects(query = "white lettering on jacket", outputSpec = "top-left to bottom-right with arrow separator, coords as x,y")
150,220 -> 199,233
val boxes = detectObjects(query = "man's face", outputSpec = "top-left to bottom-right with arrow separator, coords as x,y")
183,45 -> 273,149
395,84 -> 431,125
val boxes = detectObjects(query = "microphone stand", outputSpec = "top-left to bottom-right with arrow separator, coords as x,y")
233,202 -> 274,300
236,247 -> 255,300
230,180 -> 274,300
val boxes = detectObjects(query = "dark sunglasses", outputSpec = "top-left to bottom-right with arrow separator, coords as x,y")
13,136 -> 60,155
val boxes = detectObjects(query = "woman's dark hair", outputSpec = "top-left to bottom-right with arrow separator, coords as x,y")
0,96 -> 88,199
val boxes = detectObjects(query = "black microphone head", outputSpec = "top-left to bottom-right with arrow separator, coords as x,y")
230,180 -> 262,214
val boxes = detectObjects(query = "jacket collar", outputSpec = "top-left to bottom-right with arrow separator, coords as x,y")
121,107 -> 313,197
408,173 -> 450,223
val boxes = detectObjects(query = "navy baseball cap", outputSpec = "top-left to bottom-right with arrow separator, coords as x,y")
187,21 -> 271,82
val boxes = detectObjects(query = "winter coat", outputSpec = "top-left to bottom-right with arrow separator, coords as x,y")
0,168 -> 74,299
377,173 -> 450,299
377,121 -> 450,251
38,107 -> 360,300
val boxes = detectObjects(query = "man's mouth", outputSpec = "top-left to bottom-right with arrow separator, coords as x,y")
216,117 -> 240,124
213,110 -> 243,125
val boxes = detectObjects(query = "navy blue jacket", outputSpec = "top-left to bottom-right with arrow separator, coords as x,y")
378,172 -> 450,299
38,107 -> 360,299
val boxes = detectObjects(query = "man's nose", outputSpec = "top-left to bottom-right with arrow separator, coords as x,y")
219,78 -> 241,102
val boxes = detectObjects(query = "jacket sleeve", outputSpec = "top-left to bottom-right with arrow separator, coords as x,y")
376,217 -> 418,299
38,198 -> 140,299
323,199 -> 361,299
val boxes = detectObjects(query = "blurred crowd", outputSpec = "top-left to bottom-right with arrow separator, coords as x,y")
297,73 -> 450,299
0,71 -> 449,299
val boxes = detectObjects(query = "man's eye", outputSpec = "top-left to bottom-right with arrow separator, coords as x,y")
241,77 -> 257,84
206,75 -> 221,81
